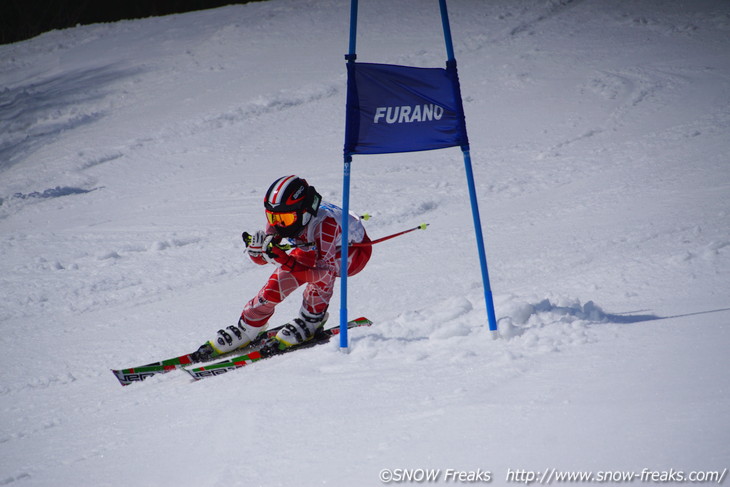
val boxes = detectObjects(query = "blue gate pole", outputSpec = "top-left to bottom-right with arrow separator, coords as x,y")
340,157 -> 352,349
439,0 -> 498,336
439,0 -> 455,61
340,0 -> 359,350
463,150 -> 499,336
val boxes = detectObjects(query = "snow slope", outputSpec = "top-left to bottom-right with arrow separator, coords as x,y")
1,0 -> 729,485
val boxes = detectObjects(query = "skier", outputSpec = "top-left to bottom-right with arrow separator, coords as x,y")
193,175 -> 371,361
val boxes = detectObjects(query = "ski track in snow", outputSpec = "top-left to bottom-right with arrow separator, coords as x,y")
1,0 -> 729,485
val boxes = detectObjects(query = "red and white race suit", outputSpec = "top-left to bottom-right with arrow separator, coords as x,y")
241,202 -> 371,327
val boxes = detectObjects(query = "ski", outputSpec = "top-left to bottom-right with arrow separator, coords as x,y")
112,321 -> 298,386
184,317 -> 372,380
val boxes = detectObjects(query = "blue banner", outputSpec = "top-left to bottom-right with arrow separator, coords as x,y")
344,62 -> 469,155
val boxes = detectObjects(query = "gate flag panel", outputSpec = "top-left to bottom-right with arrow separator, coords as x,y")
344,62 -> 469,155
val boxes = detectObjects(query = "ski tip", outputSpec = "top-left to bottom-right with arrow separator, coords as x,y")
111,369 -> 131,386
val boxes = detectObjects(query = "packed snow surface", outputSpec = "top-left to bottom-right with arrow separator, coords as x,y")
1,1 -> 729,485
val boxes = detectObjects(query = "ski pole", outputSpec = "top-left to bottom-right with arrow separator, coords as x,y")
243,222 -> 428,251
350,223 -> 429,247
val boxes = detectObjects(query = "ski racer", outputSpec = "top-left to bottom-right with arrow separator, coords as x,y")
193,175 -> 371,360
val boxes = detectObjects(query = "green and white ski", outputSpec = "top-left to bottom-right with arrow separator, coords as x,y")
185,317 -> 373,380
112,322 -> 293,386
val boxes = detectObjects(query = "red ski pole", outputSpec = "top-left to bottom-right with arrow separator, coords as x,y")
350,223 -> 429,247
244,221 -> 429,251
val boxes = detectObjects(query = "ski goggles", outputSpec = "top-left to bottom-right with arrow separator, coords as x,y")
265,210 -> 298,227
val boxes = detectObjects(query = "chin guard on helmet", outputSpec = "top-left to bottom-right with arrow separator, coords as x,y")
306,185 -> 321,217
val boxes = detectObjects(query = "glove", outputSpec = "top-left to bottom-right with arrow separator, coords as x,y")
243,231 -> 295,269
264,237 -> 300,271
262,235 -> 287,265
243,230 -> 267,258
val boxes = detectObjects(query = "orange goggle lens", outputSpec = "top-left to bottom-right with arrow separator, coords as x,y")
266,210 -> 298,227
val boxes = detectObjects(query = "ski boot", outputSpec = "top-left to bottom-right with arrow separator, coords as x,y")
274,309 -> 328,348
191,318 -> 267,363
